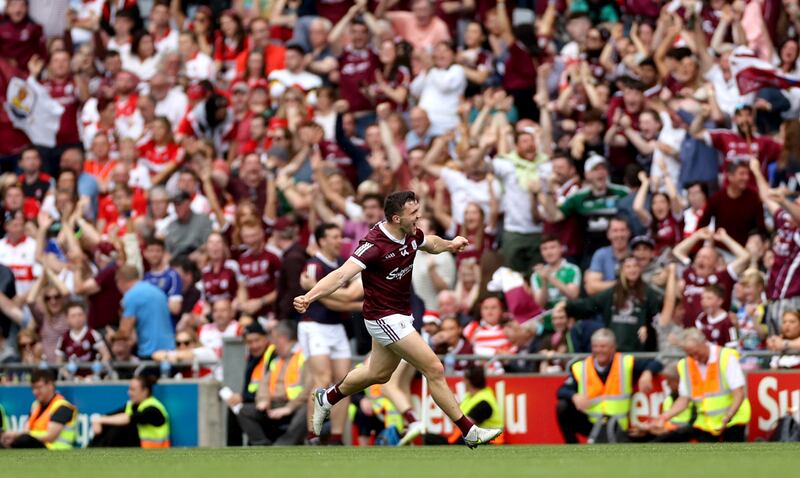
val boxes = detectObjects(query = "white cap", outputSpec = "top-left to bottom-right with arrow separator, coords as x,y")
584,153 -> 607,174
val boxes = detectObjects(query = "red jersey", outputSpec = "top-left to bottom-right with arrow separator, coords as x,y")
40,77 -> 81,145
97,190 -> 146,235
682,265 -> 736,328
137,140 -> 182,175
84,158 -> 118,183
542,178 -> 582,258
237,246 -> 282,314
349,222 -> 426,321
695,311 -> 738,347
338,46 -> 380,113
653,215 -> 682,254
767,209 -> 800,300
202,260 -> 240,303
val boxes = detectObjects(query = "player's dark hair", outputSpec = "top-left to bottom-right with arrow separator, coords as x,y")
31,369 -> 55,385
314,222 -> 341,243
384,191 -> 417,221
465,365 -> 487,389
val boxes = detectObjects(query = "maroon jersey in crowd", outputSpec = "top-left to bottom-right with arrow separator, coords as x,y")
707,130 -> 781,178
653,215 -> 682,254
681,265 -> 736,328
767,209 -> 800,300
695,311 -> 738,347
315,0 -> 351,24
237,246 -> 282,315
349,222 -> 426,320
202,259 -> 239,303
40,77 -> 81,145
0,14 -> 47,71
338,46 -> 379,113
56,327 -> 105,362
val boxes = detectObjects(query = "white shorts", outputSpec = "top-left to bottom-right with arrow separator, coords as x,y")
365,314 -> 415,347
297,321 -> 352,360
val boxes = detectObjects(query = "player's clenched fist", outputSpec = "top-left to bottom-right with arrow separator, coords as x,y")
449,236 -> 469,253
293,295 -> 310,314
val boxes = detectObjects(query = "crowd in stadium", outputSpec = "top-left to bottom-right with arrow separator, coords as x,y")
1,0 -> 800,447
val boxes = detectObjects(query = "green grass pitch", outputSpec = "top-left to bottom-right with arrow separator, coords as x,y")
4,444 -> 799,478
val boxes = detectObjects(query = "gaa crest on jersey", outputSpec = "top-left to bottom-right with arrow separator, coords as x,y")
411,239 -> 418,250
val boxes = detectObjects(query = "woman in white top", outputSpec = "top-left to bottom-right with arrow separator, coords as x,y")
409,42 -> 466,135
122,32 -> 162,81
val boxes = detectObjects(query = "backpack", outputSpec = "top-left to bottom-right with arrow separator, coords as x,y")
587,416 -> 630,444
769,415 -> 800,442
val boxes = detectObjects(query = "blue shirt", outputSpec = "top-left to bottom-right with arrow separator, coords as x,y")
122,281 -> 175,357
589,246 -> 623,281
78,172 -> 99,220
144,268 -> 183,299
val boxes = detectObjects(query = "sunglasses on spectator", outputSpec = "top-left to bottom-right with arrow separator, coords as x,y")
177,340 -> 193,347
19,342 -> 34,349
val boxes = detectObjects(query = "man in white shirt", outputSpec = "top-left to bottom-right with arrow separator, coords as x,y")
268,44 -> 322,105
179,31 -> 215,82
149,1 -> 179,54
148,73 -> 188,131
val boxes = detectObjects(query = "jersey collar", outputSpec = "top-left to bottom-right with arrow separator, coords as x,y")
378,222 -> 405,245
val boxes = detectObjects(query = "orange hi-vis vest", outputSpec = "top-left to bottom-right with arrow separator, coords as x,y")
679,345 -> 751,434
247,344 -> 276,394
29,393 -> 77,450
571,352 -> 634,430
268,348 -> 305,401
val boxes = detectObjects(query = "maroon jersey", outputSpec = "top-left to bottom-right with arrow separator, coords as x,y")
320,139 -> 356,186
40,77 -> 81,145
0,16 -> 46,71
767,209 -> 800,300
237,246 -> 282,314
653,215 -> 682,254
315,0 -> 351,23
56,327 -> 105,362
338,46 -> 380,113
695,311 -> 738,347
707,130 -> 781,185
202,259 -> 240,303
682,266 -> 736,328
349,222 -> 426,320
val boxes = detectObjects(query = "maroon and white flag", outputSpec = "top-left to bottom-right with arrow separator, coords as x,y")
729,46 -> 800,94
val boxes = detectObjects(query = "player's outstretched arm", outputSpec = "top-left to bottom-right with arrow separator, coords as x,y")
420,235 -> 469,255
294,260 -> 363,313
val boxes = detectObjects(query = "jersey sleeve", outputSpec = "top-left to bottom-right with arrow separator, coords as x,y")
349,240 -> 381,269
415,228 -> 427,249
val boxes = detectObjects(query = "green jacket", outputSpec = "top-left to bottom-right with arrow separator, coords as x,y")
565,286 -> 662,352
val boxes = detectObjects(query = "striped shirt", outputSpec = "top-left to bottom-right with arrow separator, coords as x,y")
463,321 -> 514,356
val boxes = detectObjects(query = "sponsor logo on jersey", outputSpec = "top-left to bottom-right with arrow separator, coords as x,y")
386,264 -> 414,281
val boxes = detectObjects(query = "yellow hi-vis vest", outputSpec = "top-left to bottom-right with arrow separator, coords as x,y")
125,396 -> 171,448
571,353 -> 634,430
28,393 -> 77,450
248,344 -> 276,394
662,394 -> 693,429
347,363 -> 405,433
0,403 -> 8,432
268,349 -> 305,401
678,345 -> 751,435
460,387 -> 504,442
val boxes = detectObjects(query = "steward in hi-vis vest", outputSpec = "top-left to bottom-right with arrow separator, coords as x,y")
90,376 -> 170,449
2,370 -> 77,449
448,366 -> 505,445
657,328 -> 750,442
556,329 -> 662,443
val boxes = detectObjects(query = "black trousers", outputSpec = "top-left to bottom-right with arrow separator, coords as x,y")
653,424 -> 747,443
556,398 -> 593,444
10,434 -> 46,448
89,423 -> 140,448
236,403 -> 307,446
